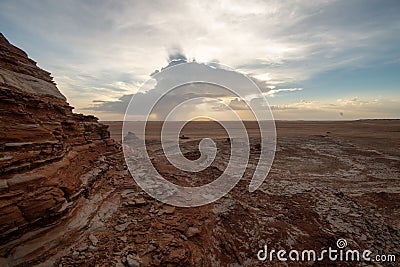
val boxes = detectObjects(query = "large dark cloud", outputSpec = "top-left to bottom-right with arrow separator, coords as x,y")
167,46 -> 187,63
87,53 -> 276,117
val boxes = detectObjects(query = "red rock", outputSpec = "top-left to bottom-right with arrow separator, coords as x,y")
0,33 -> 117,241
185,226 -> 201,237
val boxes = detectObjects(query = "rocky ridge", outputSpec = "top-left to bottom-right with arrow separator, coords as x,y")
0,33 -> 118,257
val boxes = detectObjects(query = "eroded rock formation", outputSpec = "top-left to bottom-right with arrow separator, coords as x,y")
0,33 -> 117,242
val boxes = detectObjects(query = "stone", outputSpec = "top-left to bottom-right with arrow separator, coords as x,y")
134,198 -> 146,205
163,206 -> 175,214
89,234 -> 99,246
126,254 -> 141,267
123,132 -> 139,143
114,222 -> 131,232
186,227 -> 201,237
72,251 -> 80,260
115,260 -> 125,267
88,245 -> 98,252
76,245 -> 89,252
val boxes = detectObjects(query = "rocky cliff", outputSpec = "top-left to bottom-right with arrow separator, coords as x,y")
0,33 -> 117,242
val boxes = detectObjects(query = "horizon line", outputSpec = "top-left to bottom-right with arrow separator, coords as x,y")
100,118 -> 400,122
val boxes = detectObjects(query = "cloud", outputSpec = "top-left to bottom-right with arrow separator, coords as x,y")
4,0 -> 399,81
336,97 -> 369,106
1,0 -> 399,119
265,88 -> 303,97
166,46 -> 188,63
210,97 -> 251,111
228,98 -> 248,110
86,48 -> 303,117
87,59 -> 280,119
270,97 -> 400,120
86,94 -> 133,114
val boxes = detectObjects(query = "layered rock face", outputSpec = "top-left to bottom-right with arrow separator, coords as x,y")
0,33 -> 117,241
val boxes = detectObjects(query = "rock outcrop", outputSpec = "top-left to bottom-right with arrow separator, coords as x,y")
0,33 -> 117,242
0,33 -> 65,100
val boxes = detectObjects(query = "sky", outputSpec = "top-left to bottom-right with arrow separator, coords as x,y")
0,0 -> 399,120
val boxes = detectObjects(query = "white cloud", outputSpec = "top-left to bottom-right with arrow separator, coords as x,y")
265,88 -> 303,97
271,97 -> 400,120
1,0 -> 399,119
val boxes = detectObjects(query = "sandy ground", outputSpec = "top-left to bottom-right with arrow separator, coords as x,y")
2,120 -> 398,266
105,120 -> 400,157
99,119 -> 400,266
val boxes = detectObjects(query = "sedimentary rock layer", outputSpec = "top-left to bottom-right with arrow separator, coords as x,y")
0,33 -> 117,242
